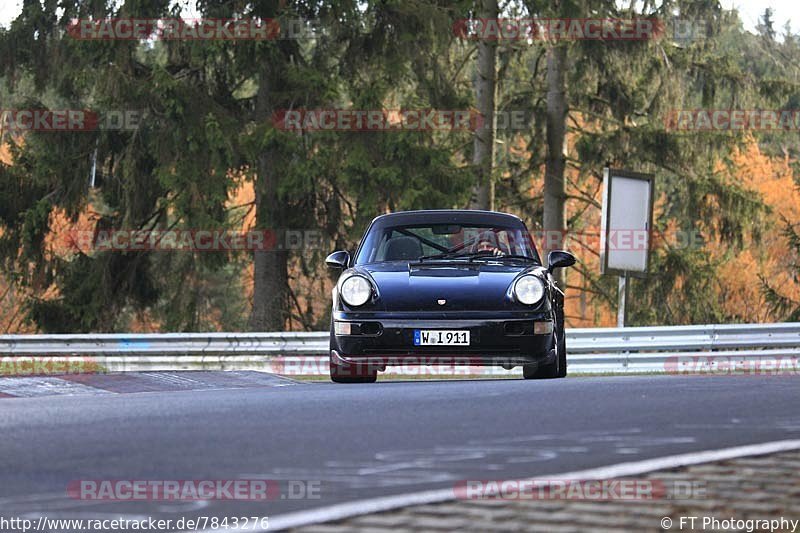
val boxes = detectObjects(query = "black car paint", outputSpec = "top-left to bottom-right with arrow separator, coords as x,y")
327,210 -> 573,370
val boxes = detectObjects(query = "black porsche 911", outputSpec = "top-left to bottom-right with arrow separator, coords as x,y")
325,210 -> 576,383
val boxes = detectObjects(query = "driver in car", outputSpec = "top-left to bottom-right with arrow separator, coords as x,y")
472,230 -> 505,256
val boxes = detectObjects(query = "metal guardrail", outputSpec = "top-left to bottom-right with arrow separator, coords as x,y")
1,323 -> 798,375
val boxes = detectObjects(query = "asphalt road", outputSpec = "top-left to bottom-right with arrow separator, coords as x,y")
1,374 -> 799,527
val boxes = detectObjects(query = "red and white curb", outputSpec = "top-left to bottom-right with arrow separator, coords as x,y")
0,371 -> 297,398
236,439 -> 800,532
0,376 -> 116,398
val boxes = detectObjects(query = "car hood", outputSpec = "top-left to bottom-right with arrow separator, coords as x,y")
354,261 -> 543,312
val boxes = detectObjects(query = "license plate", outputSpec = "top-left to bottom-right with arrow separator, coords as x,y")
414,330 -> 470,346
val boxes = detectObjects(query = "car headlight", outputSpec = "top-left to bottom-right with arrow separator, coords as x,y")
514,275 -> 545,305
340,275 -> 373,307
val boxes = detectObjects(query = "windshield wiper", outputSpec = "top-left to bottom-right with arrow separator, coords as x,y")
489,254 -> 537,262
419,251 -> 537,263
465,252 -> 540,263
419,251 -> 501,262
418,250 -> 465,261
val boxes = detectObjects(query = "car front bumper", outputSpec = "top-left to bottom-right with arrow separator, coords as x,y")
331,311 -> 556,367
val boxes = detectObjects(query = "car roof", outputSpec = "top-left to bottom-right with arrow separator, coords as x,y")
370,209 -> 527,228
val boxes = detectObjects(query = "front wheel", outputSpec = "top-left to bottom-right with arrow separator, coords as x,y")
523,315 -> 566,380
329,354 -> 378,383
556,323 -> 567,377
522,357 -> 558,379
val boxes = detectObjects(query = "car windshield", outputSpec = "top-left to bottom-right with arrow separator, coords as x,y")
355,222 -> 539,265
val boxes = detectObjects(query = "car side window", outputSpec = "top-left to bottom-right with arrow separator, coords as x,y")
373,231 -> 392,262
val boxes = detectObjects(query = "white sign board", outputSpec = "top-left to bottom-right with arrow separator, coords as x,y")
600,169 -> 654,276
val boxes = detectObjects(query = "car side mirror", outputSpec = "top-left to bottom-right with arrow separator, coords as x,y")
547,250 -> 576,273
326,250 -> 350,269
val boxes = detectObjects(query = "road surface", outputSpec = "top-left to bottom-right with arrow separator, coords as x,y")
1,373 -> 798,528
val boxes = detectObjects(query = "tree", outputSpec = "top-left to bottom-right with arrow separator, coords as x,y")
543,41 -> 567,282
0,0 -> 475,332
0,0 -> 798,333
0,0 -> 246,331
761,218 -> 800,321
469,0 -> 498,210
757,8 -> 776,41
491,0 -> 774,325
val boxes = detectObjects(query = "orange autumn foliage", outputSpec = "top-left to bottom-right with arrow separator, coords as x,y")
519,124 -> 800,327
715,138 -> 800,321
1,127 -> 799,332
0,141 -> 32,331
0,143 -> 11,164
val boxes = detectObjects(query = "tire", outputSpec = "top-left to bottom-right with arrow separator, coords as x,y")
329,357 -> 378,383
329,321 -> 378,384
556,321 -> 567,378
522,357 -> 558,379
523,310 -> 567,380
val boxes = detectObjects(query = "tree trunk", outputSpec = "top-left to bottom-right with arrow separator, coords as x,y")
469,0 -> 498,211
249,66 -> 289,332
543,44 -> 568,288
